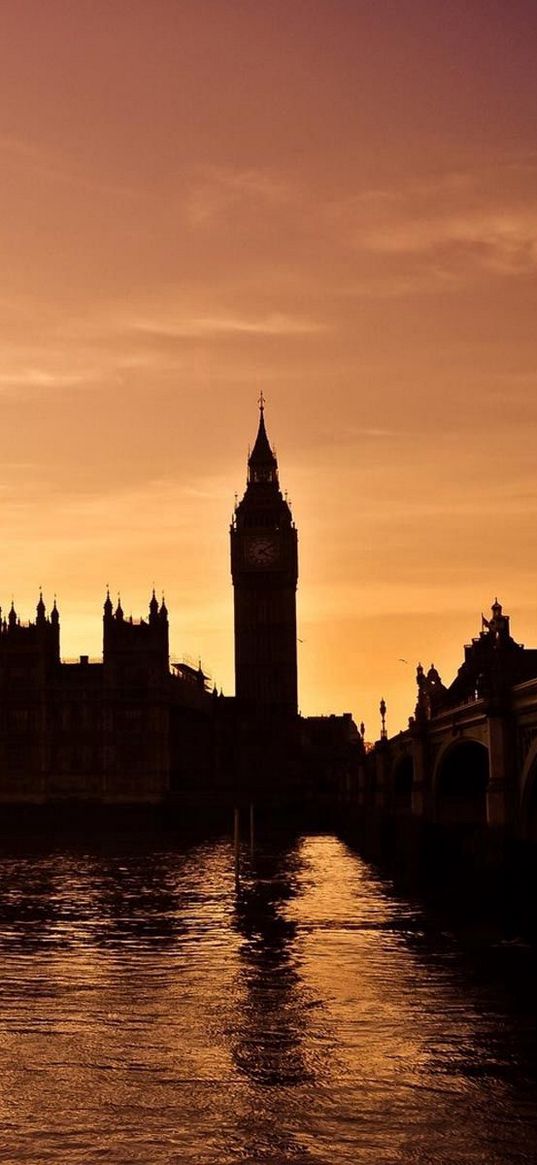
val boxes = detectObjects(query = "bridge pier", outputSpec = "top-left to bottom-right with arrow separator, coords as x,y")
486,715 -> 513,827
410,730 -> 428,818
375,741 -> 390,812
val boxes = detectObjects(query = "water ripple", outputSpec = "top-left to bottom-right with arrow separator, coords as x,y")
0,833 -> 535,1163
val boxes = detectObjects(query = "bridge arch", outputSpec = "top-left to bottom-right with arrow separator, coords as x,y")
391,754 -> 414,813
433,738 -> 489,825
519,738 -> 537,841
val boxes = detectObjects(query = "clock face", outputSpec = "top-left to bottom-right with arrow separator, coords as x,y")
245,536 -> 279,567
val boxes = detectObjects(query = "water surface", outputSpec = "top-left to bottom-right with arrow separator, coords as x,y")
0,832 -> 535,1163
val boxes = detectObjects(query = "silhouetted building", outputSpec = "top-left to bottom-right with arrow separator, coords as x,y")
414,600 -> 537,721
102,590 -> 170,798
0,403 -> 360,809
0,595 -> 60,794
231,396 -> 298,718
0,590 -> 214,802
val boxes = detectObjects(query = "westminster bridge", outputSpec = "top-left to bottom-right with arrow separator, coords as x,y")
350,602 -> 537,856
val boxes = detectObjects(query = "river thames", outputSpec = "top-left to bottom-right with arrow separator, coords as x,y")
0,832 -> 535,1164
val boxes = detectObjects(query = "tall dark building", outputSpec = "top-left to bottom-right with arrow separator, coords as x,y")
230,400 -> 299,716
0,405 -> 361,811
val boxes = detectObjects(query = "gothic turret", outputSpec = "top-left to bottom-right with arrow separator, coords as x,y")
104,589 -> 113,619
103,589 -> 169,686
149,589 -> 159,624
36,591 -> 46,624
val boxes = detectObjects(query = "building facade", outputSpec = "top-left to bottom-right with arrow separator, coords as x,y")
0,404 -> 359,809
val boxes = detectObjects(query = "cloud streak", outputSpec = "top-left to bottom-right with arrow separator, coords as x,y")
128,312 -> 327,339
359,208 -> 537,273
0,133 -> 144,200
322,157 -> 537,286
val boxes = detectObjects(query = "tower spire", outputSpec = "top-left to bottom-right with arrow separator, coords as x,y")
248,396 -> 278,484
104,586 -> 113,618
149,587 -> 159,622
36,589 -> 46,623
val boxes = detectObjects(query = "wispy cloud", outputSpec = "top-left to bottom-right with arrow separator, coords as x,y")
0,368 -> 99,390
358,209 -> 537,274
325,157 -> 537,286
186,165 -> 294,226
0,133 -> 143,200
128,311 -> 326,338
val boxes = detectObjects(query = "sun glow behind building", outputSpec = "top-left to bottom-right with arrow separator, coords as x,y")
1,2 -> 537,732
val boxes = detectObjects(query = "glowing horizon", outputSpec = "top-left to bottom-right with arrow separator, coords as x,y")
1,2 -> 537,735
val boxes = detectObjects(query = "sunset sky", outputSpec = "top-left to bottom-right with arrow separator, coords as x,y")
1,1 -> 537,734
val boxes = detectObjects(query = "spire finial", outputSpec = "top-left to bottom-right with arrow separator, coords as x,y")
248,392 -> 278,483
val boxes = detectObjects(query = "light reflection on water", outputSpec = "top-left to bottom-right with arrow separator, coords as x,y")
0,833 -> 535,1164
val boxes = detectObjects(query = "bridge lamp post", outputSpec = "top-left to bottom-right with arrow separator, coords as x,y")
380,698 -> 387,741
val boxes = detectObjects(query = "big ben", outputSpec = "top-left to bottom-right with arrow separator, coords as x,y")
231,397 -> 298,717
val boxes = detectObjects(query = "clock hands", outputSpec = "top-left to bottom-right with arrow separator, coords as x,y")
247,537 -> 278,565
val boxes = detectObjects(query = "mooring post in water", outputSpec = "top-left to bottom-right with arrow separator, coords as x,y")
234,807 -> 240,884
249,802 -> 255,856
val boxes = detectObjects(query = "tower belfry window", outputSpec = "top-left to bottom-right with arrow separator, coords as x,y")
250,464 -> 277,484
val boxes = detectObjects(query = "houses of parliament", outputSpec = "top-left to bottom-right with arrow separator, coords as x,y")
0,403 -> 359,809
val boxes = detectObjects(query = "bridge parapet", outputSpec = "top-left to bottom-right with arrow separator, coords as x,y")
351,603 -> 537,871
365,692 -> 518,830
357,603 -> 537,837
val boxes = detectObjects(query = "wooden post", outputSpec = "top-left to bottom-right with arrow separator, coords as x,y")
249,802 -> 255,856
234,807 -> 240,885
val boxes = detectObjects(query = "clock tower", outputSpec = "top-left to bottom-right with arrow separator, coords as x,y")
231,398 -> 298,716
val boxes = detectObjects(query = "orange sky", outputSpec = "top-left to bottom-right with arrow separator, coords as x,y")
1,1 -> 537,735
